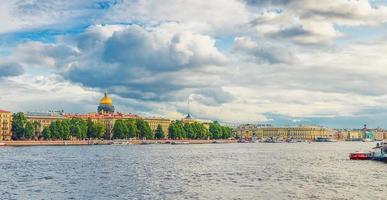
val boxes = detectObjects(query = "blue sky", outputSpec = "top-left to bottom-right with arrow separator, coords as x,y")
2,0 -> 387,128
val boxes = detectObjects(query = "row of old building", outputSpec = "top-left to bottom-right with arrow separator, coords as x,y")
234,124 -> 387,141
0,92 -> 204,141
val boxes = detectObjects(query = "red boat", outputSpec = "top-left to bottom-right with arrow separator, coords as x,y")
349,152 -> 372,160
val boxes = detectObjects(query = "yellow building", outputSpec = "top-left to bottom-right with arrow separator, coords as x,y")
234,124 -> 257,140
374,131 -> 386,141
0,109 -> 12,141
26,112 -> 66,133
144,117 -> 171,138
234,124 -> 328,140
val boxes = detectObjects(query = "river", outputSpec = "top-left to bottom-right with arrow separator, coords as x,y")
0,142 -> 385,199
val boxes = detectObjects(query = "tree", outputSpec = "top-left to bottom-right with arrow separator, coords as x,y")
61,120 -> 70,140
94,122 -> 105,139
168,120 -> 186,139
32,121 -> 41,139
155,124 -> 165,139
222,126 -> 232,139
11,112 -> 27,140
125,119 -> 138,139
209,121 -> 223,139
24,122 -> 35,140
184,123 -> 195,139
191,122 -> 208,139
136,119 -> 153,139
49,121 -> 60,139
87,118 -> 96,139
42,127 -> 51,140
70,118 -> 88,140
112,120 -> 127,139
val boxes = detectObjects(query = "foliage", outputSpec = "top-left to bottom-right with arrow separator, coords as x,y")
112,120 -> 128,139
168,120 -> 186,139
24,121 -> 35,140
136,119 -> 153,139
11,112 -> 27,140
42,127 -> 51,140
154,124 -> 165,139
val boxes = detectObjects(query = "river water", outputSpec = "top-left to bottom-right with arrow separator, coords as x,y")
0,142 -> 385,200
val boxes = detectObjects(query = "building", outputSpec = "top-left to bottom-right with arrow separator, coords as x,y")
0,109 -> 12,141
69,112 -> 139,139
144,117 -> 171,138
98,92 -> 115,114
336,130 -> 362,141
234,124 -> 328,140
233,124 -> 257,140
26,111 -> 66,133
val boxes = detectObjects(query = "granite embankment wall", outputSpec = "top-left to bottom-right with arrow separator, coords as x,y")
3,139 -> 237,146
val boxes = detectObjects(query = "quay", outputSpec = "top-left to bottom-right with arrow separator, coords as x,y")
1,139 -> 237,147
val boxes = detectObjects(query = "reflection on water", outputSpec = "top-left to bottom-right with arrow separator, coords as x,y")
0,142 -> 385,199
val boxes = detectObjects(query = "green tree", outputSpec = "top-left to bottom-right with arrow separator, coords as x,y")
184,123 -> 195,139
87,118 -> 96,139
125,119 -> 138,138
112,120 -> 127,139
32,121 -> 41,139
49,121 -> 60,139
136,119 -> 153,139
42,126 -> 51,140
94,122 -> 105,139
24,121 -> 35,140
61,120 -> 70,140
168,120 -> 186,139
209,121 -> 223,139
191,122 -> 208,139
222,126 -> 232,139
155,124 -> 165,139
11,112 -> 27,140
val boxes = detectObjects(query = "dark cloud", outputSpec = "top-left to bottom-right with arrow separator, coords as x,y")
0,62 -> 24,77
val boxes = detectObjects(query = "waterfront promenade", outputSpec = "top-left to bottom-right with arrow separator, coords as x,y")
2,139 -> 237,146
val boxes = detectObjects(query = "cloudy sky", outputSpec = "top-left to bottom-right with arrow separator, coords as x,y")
2,0 -> 387,128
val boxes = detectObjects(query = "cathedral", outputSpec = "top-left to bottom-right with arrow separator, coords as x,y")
98,92 -> 115,114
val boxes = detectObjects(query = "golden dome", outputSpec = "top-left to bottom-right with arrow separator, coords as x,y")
99,92 -> 113,105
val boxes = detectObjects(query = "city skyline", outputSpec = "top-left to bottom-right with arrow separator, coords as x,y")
2,1 -> 387,128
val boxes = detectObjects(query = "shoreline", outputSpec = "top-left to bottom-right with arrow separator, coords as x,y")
1,139 -> 238,147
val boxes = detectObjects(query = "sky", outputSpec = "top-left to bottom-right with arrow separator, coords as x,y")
2,0 -> 387,128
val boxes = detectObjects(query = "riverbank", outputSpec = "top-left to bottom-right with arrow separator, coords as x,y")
1,139 -> 237,146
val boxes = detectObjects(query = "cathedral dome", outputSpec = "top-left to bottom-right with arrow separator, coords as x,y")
99,92 -> 112,105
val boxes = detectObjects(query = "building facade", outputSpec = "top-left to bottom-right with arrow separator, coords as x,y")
144,117 -> 171,138
0,109 -> 12,141
26,111 -> 66,133
234,124 -> 328,140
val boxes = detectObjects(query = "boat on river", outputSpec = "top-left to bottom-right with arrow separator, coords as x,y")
371,142 -> 387,162
314,137 -> 337,142
349,142 -> 387,162
349,151 -> 372,160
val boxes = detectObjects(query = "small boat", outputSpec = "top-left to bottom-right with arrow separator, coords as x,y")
349,151 -> 372,160
314,137 -> 337,142
0,142 -> 5,146
171,141 -> 189,145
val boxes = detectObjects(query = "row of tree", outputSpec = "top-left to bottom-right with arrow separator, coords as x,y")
111,119 -> 154,139
168,121 -> 232,139
11,112 -> 105,140
12,112 -> 234,140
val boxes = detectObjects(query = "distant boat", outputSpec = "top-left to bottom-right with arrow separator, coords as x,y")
314,137 -> 337,142
371,142 -> 387,162
171,141 -> 189,145
349,152 -> 372,160
0,142 -> 5,146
